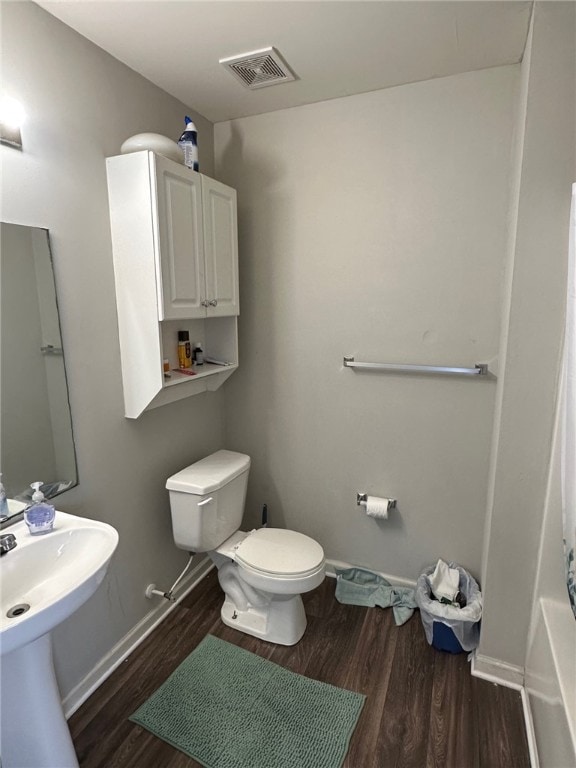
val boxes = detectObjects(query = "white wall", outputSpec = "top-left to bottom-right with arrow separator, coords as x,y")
215,66 -> 518,582
479,1 -> 576,673
1,2 -> 223,697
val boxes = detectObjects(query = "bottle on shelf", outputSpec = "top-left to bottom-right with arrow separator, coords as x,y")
178,331 -> 192,368
193,343 -> 204,365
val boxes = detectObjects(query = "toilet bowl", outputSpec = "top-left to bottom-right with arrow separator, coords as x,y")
166,450 -> 325,645
213,527 -> 325,644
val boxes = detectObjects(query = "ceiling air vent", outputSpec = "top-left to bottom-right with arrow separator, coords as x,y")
220,47 -> 295,90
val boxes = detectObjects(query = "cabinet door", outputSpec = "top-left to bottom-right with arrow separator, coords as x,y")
154,155 -> 205,320
202,176 -> 239,317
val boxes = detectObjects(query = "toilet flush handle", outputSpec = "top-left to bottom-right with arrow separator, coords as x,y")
197,497 -> 213,507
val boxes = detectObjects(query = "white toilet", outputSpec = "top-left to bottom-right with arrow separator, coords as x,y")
166,450 -> 325,645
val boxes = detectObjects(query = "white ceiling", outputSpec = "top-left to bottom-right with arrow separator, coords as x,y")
37,1 -> 532,124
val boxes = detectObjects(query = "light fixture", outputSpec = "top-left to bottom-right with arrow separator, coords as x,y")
0,97 -> 24,149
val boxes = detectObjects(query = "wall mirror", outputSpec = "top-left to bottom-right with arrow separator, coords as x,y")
1,222 -> 78,519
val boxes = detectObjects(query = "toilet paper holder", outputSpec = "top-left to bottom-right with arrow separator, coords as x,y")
357,492 -> 396,510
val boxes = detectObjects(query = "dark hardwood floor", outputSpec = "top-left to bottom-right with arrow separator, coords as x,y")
70,569 -> 530,768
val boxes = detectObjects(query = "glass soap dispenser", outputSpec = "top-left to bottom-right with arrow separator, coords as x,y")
0,473 -> 8,517
24,482 -> 55,535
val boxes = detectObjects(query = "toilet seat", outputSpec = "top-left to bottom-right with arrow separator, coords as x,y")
234,528 -> 325,578
216,527 -> 326,596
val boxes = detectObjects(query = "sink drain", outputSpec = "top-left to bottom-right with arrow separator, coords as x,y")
6,603 -> 30,618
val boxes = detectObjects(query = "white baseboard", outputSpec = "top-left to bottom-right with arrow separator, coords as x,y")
471,651 -> 525,689
520,686 -> 540,768
470,656 -> 539,768
325,558 -> 417,589
62,556 -> 213,718
472,654 -> 538,767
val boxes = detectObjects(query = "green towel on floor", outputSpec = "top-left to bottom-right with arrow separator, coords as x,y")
335,567 -> 417,625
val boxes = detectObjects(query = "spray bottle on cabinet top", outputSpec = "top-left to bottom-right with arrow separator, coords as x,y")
178,117 -> 199,171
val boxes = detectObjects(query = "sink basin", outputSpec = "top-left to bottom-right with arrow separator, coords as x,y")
0,510 -> 118,768
1,511 -> 118,656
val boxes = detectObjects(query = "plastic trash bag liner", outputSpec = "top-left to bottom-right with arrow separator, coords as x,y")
416,563 -> 483,651
335,567 -> 416,626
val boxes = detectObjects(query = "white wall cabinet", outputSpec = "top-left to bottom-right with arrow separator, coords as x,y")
155,157 -> 239,320
106,150 -> 239,418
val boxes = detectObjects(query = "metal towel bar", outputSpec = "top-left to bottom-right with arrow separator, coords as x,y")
343,356 -> 488,377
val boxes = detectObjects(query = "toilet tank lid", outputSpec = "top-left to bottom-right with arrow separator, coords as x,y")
166,450 -> 250,495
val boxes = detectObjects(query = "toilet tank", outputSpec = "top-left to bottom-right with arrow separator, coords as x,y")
166,450 -> 250,552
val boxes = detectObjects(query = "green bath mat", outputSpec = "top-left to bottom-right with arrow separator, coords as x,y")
130,634 -> 365,768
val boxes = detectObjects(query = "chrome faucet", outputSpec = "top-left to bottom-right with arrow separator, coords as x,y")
0,533 -> 17,555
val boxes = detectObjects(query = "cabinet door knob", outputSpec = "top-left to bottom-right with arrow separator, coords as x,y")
209,299 -> 218,307
201,300 -> 209,307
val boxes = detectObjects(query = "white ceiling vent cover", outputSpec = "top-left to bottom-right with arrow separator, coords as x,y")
220,47 -> 295,90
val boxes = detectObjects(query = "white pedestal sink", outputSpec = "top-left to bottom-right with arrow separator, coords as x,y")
0,511 -> 119,768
